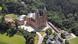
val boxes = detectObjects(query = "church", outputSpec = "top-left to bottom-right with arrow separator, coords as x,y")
18,9 -> 48,30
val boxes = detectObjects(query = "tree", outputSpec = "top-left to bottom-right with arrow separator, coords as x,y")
65,40 -> 69,44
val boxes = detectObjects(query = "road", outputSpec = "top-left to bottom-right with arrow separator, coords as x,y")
36,32 -> 43,44
19,21 -> 61,44
36,32 -> 46,44
35,22 -> 61,44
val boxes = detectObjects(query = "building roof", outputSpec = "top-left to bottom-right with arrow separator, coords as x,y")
18,25 -> 35,32
18,15 -> 26,21
27,13 -> 36,19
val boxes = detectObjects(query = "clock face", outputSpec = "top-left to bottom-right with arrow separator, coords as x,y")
69,0 -> 78,4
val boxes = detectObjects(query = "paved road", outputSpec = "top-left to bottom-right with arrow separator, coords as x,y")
36,22 -> 60,44
19,21 -> 61,44
36,32 -> 46,44
36,32 -> 44,44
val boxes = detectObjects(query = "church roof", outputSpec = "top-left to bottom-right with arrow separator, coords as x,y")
27,13 -> 36,19
18,15 -> 26,21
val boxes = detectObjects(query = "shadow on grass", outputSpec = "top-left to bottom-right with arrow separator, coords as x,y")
0,41 -> 8,44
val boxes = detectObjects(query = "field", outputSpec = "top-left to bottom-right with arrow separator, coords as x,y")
69,37 -> 78,44
0,34 -> 25,44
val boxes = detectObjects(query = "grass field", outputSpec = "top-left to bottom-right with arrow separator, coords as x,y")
0,34 -> 25,44
69,37 -> 78,44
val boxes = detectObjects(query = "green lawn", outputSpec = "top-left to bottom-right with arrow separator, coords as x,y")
0,34 -> 25,44
69,37 -> 78,44
34,34 -> 38,44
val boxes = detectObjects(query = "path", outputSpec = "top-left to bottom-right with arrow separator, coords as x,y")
36,32 -> 46,44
